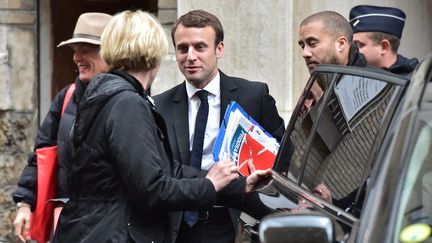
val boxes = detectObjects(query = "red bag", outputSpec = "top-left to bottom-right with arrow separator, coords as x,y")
30,84 -> 76,243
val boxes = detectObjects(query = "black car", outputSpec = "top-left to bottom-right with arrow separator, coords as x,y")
243,54 -> 432,243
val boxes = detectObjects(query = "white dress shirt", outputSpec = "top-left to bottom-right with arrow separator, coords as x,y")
185,72 -> 221,170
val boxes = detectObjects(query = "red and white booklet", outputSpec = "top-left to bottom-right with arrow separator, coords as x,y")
238,132 -> 277,176
212,101 -> 279,176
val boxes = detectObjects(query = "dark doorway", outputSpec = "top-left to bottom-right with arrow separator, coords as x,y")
50,0 -> 158,98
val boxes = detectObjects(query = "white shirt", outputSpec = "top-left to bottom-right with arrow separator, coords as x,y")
185,72 -> 221,170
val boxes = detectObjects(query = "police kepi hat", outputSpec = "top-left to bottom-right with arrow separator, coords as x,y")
57,12 -> 112,47
349,5 -> 406,39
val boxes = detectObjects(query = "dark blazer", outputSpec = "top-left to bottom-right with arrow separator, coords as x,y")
153,70 -> 285,241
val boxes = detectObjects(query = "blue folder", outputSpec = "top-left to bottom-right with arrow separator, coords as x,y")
212,101 -> 273,161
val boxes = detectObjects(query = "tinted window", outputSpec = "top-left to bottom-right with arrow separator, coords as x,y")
275,67 -> 404,220
396,112 -> 432,243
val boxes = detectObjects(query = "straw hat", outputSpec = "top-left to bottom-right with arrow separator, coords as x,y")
57,12 -> 112,47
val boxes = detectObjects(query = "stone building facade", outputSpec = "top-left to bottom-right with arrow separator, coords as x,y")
0,0 -> 37,241
0,0 -> 431,241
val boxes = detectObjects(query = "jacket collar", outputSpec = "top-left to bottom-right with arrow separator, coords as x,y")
347,45 -> 367,67
171,82 -> 190,164
219,70 -> 238,122
387,55 -> 419,77
109,70 -> 156,109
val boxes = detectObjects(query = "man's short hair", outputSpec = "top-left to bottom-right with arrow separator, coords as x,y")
101,10 -> 168,71
171,9 -> 224,47
300,11 -> 353,43
367,32 -> 400,53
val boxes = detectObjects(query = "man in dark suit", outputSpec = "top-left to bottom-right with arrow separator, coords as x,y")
154,9 -> 285,243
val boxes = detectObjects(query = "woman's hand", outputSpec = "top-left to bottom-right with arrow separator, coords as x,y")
13,202 -> 31,242
206,159 -> 239,192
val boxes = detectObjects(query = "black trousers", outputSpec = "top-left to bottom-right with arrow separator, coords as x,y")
176,208 -> 235,243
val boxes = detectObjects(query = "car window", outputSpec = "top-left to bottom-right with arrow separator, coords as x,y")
396,113 -> 432,243
275,66 -> 406,221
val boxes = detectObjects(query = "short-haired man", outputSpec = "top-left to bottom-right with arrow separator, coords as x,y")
349,5 -> 419,76
154,9 -> 285,243
297,11 -> 369,219
298,10 -> 367,74
297,11 -> 366,116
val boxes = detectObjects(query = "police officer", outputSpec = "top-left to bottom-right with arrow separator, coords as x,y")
349,5 -> 419,76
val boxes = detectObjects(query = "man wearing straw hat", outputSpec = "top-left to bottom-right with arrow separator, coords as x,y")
12,12 -> 111,242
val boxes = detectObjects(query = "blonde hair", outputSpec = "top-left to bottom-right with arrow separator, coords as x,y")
101,10 -> 168,71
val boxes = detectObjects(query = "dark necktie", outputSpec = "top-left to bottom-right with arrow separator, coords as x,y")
189,90 -> 209,169
184,90 -> 209,227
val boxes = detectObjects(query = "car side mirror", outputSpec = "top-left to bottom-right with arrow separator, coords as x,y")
259,212 -> 336,243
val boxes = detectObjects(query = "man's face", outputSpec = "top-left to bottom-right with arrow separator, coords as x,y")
298,21 -> 341,73
353,32 -> 382,67
173,24 -> 223,89
300,81 -> 324,116
71,43 -> 109,82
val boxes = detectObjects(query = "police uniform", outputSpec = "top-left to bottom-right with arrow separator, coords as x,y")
349,5 -> 419,77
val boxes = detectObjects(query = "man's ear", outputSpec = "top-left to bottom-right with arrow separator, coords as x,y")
216,41 -> 224,58
380,39 -> 391,55
336,36 -> 349,52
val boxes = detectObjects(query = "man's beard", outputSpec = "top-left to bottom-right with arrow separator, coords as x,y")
324,50 -> 341,66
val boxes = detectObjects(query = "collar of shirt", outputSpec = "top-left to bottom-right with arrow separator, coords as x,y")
185,72 -> 221,170
185,72 -> 220,99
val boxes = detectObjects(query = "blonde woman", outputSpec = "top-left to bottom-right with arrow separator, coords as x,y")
52,10 -> 269,243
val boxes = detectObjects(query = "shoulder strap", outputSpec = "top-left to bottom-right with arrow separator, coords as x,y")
61,83 -> 76,117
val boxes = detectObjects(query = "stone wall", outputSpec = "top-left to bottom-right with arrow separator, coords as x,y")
151,0 -> 181,97
171,0 -> 432,123
173,0 -> 294,122
0,0 -> 38,241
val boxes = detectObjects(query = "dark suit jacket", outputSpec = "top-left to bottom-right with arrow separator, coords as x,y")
153,70 -> 285,241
